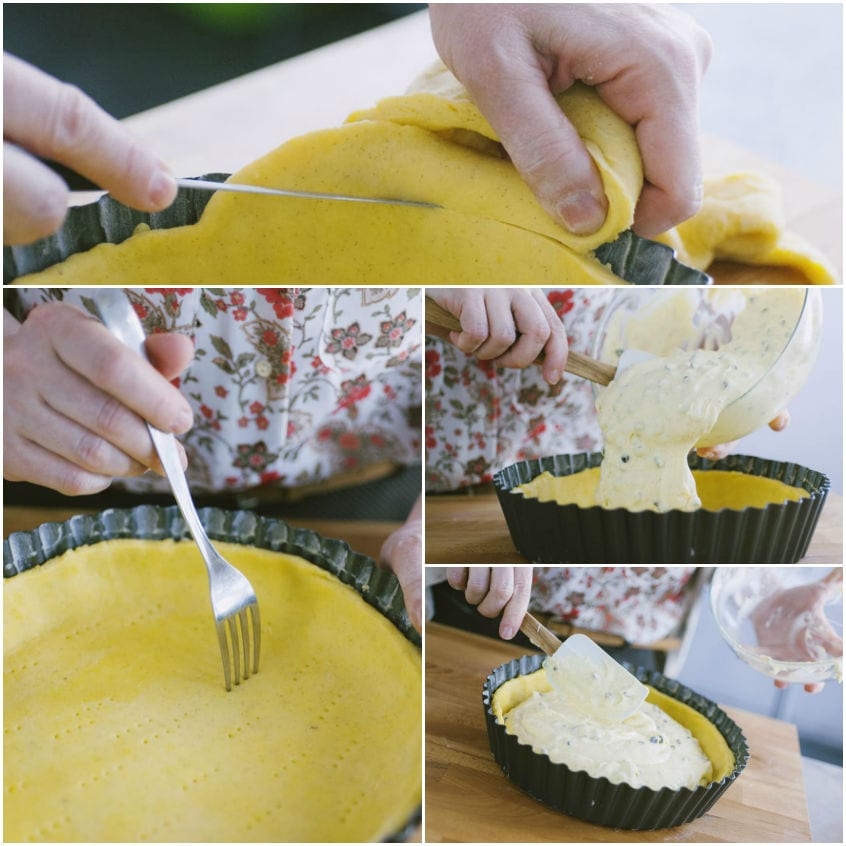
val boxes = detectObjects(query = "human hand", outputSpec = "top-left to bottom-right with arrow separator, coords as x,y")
426,288 -> 568,384
697,410 -> 790,460
446,566 -> 533,639
379,496 -> 423,631
3,53 -> 177,245
750,569 -> 842,694
429,3 -> 711,237
4,302 -> 195,495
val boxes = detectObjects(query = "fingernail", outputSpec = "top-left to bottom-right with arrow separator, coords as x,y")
546,368 -> 561,385
500,624 -> 515,640
149,170 -> 177,206
558,190 -> 606,235
171,407 -> 193,433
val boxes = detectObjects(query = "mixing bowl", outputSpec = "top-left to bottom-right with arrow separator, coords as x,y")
710,567 -> 843,685
593,288 -> 822,447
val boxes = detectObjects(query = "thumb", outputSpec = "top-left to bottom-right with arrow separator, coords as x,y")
145,332 -> 195,381
465,62 -> 607,235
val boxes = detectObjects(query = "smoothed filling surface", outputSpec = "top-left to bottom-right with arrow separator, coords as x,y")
492,668 -> 734,791
4,539 -> 421,843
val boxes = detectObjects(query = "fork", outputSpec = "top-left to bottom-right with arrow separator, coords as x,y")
95,289 -> 260,691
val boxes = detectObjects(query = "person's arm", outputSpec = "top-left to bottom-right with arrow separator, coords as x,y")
425,288 -> 568,385
379,495 -> 423,631
429,3 -> 712,237
3,53 -> 176,245
4,301 -> 194,494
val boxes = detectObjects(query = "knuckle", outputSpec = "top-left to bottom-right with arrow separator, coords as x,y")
57,466 -> 110,497
93,394 -> 128,437
48,82 -> 94,155
490,326 -> 517,349
73,430 -> 111,471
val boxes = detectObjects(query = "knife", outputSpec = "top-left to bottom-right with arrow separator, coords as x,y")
34,161 -> 711,285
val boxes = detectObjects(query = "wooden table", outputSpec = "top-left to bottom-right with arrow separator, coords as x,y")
425,622 -> 811,842
425,492 -> 843,564
2,505 -> 398,562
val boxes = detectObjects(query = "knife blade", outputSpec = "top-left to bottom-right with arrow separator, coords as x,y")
175,177 -> 439,209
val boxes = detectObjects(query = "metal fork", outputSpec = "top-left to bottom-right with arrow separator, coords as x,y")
95,289 -> 260,691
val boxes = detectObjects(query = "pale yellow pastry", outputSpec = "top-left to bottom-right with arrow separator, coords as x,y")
516,467 -> 809,512
15,63 -> 836,285
4,539 -> 421,843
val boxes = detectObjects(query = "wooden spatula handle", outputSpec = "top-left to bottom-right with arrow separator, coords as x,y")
519,612 -> 563,656
424,296 -> 615,386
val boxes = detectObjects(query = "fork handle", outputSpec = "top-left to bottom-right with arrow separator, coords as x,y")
94,290 -> 218,567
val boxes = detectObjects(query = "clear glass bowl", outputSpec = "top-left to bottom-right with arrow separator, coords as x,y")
592,289 -> 822,447
709,567 -> 842,685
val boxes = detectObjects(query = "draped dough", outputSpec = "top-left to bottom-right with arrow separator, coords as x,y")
15,63 -> 837,285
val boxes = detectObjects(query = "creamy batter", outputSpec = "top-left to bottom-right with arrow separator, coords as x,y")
595,289 -> 814,511
503,690 -> 713,791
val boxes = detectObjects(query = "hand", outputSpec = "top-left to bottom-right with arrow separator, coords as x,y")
697,410 -> 790,460
446,566 -> 533,639
3,53 -> 177,245
4,302 -> 194,495
426,288 -> 568,384
379,496 -> 423,631
429,3 -> 712,237
750,569 -> 842,694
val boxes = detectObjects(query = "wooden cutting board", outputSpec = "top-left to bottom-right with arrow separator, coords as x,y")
425,622 -> 811,842
424,491 -> 842,564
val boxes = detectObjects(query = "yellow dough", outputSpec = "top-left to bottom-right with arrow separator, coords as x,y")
15,62 -> 836,285
516,467 -> 808,512
491,667 -> 735,785
4,539 -> 421,843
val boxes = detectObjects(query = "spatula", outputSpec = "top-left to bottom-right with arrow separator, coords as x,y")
425,296 -> 652,386
520,612 -> 648,721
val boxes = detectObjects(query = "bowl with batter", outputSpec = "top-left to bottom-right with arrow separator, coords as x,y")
4,505 -> 422,843
482,653 -> 749,830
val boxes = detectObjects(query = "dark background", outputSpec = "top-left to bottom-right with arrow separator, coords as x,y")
4,2 -> 425,117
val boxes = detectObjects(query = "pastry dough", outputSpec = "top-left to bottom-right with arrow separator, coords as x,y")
4,539 -> 421,843
15,63 -> 837,285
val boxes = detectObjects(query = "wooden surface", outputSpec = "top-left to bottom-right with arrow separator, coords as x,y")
425,622 -> 812,843
64,10 -> 838,278
2,505 -> 398,562
425,491 -> 843,564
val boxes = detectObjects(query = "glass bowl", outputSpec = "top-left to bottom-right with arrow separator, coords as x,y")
709,566 -> 843,685
592,288 -> 822,447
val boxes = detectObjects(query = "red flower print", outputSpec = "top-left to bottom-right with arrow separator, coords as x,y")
547,289 -> 574,318
259,470 -> 280,485
425,349 -> 442,380
238,416 -> 249,428
229,292 -> 245,306
257,289 -> 294,319
326,322 -> 373,360
263,329 -> 279,346
249,401 -> 265,415
215,385 -> 228,398
133,302 -> 148,320
255,415 -> 270,431
425,426 -> 437,449
338,432 -> 361,450
200,404 -> 214,420
335,374 -> 372,415
233,307 -> 248,322
216,299 -> 228,312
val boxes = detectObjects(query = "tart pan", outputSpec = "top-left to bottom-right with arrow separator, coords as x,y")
4,504 -> 420,842
494,451 -> 830,564
482,653 -> 749,830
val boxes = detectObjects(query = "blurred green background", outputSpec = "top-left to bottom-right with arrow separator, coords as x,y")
3,2 -> 425,117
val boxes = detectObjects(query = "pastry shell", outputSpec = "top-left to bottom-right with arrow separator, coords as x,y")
494,451 -> 830,563
482,653 -> 749,830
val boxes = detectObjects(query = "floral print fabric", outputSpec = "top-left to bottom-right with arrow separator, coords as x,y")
14,288 -> 422,494
425,289 -> 614,491
530,567 -> 697,643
